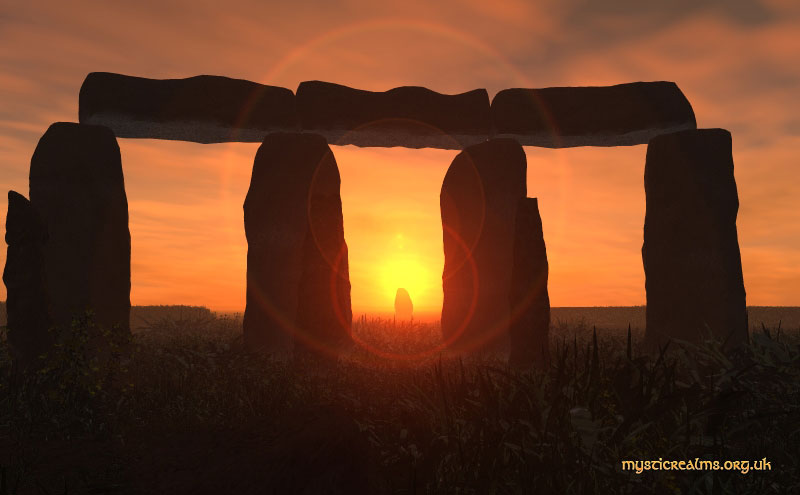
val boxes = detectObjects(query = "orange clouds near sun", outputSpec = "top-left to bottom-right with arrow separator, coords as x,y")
116,140 -> 656,316
1,0 -> 799,314
335,146 -> 454,319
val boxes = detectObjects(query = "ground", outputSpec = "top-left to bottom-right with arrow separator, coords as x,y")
1,310 -> 799,494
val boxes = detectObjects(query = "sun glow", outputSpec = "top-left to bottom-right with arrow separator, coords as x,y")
378,235 -> 437,310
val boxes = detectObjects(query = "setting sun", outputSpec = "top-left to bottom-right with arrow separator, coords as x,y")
378,249 -> 436,311
1,2 -> 799,492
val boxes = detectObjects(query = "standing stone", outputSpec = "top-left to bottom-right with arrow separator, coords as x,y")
440,138 -> 527,354
29,122 -> 131,339
3,191 -> 52,371
643,128 -> 747,349
394,288 -> 413,321
509,197 -> 550,369
295,193 -> 353,361
244,132 -> 351,358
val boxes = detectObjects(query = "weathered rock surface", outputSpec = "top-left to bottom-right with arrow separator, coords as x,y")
297,81 -> 491,149
79,72 -> 298,143
440,138 -> 527,353
77,72 -> 701,151
394,288 -> 413,321
244,132 -> 351,357
295,193 -> 353,362
29,122 -> 131,338
642,128 -> 747,349
3,191 -> 52,370
491,81 -> 696,147
509,197 -> 550,369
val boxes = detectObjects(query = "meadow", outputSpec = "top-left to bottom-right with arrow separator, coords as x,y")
1,307 -> 799,494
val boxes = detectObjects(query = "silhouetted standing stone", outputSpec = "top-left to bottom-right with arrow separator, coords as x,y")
295,193 -> 353,362
394,288 -> 413,321
509,198 -> 550,369
29,123 -> 131,339
643,128 -> 747,349
3,191 -> 52,371
441,138 -> 527,354
244,132 -> 351,358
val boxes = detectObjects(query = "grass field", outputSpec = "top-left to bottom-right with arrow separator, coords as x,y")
1,309 -> 799,494
5,302 -> 800,334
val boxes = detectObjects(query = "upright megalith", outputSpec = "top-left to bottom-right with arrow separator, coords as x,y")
244,132 -> 352,359
3,191 -> 52,370
643,128 -> 747,349
509,197 -> 550,369
394,288 -> 413,321
295,192 -> 353,361
297,81 -> 491,149
441,138 -> 527,354
491,81 -> 696,148
28,122 -> 131,338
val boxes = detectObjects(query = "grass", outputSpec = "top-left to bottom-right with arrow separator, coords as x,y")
1,312 -> 799,494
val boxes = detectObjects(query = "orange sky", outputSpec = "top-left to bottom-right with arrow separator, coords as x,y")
1,1 -> 799,315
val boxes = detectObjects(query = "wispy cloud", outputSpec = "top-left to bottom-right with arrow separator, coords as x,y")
1,1 -> 798,311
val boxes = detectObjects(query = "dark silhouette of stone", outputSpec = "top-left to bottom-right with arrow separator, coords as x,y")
295,194 -> 353,362
394,288 -> 413,321
440,138 -> 527,354
509,197 -> 550,369
29,122 -> 131,338
77,72 -> 702,151
3,191 -> 52,371
491,81 -> 696,148
244,132 -> 351,358
642,128 -> 747,349
79,72 -> 298,144
297,81 -> 491,149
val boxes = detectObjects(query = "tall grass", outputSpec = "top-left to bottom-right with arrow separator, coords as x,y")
1,314 -> 798,494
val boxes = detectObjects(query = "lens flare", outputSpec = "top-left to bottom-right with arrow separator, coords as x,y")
378,254 -> 433,309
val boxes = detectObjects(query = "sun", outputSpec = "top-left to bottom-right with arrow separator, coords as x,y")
378,255 -> 433,309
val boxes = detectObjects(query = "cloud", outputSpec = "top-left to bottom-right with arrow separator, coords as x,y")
0,0 -> 798,310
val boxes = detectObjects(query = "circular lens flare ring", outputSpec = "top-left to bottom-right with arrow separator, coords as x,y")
351,222 -> 478,362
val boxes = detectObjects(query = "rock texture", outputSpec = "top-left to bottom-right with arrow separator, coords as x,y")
295,193 -> 353,362
642,128 -> 747,349
77,72 -> 702,151
79,72 -> 298,143
3,191 -> 52,370
297,81 -> 491,149
440,138 -> 527,354
394,288 -> 413,321
28,123 -> 131,339
491,81 -> 696,148
509,197 -> 550,369
244,132 -> 351,358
